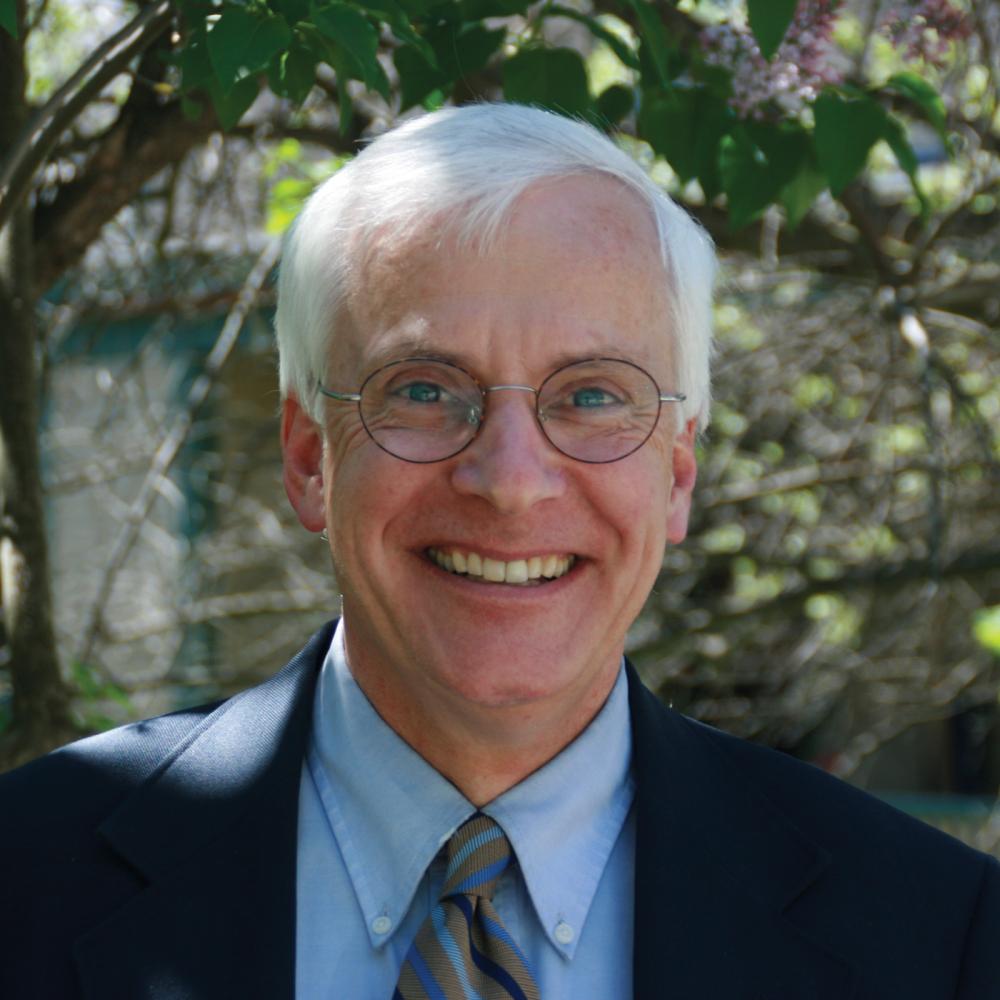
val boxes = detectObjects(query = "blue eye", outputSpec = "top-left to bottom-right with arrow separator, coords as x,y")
572,387 -> 615,408
404,382 -> 442,403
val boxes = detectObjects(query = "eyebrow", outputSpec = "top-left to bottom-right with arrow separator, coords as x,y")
361,336 -> 461,371
361,338 -> 654,376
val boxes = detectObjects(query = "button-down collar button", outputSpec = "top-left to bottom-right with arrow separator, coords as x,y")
554,921 -> 574,945
372,915 -> 393,935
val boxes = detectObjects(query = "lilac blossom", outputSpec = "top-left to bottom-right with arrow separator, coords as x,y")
699,0 -> 969,122
700,1 -> 843,121
876,0 -> 971,66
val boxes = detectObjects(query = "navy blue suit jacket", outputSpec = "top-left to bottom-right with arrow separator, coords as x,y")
2,620 -> 998,998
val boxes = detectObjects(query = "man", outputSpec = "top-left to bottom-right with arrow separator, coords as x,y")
1,104 -> 997,999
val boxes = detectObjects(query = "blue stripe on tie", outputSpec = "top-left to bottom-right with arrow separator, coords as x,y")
452,857 -> 508,895
451,896 -> 531,1000
471,949 -> 529,1000
432,902 -> 485,1000
409,948 -> 448,1000
464,924 -> 530,998
446,825 -> 506,877
480,911 -> 527,960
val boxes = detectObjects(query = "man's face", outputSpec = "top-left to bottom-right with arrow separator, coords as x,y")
287,175 -> 696,736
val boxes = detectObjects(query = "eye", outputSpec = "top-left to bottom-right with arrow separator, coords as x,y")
401,381 -> 444,403
572,386 -> 620,408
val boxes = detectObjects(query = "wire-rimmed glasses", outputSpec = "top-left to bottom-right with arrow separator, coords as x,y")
318,356 -> 686,464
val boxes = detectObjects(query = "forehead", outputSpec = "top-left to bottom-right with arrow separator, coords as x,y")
339,174 -> 672,374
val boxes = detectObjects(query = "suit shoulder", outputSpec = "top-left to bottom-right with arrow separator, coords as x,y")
685,711 -> 989,868
0,698 -> 223,841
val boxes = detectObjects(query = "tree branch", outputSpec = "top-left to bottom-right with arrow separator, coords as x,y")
32,97 -> 218,297
0,0 -> 173,232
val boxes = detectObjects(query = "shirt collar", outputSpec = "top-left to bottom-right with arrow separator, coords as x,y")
307,618 -> 634,959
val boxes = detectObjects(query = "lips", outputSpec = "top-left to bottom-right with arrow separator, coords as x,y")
427,547 -> 576,585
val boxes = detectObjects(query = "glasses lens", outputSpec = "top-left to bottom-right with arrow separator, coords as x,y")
537,359 -> 662,462
359,359 -> 482,462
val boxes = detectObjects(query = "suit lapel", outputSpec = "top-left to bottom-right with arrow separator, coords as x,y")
72,623 -> 333,1000
628,666 -> 857,1000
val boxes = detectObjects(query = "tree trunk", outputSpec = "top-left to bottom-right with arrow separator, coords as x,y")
0,1 -> 76,771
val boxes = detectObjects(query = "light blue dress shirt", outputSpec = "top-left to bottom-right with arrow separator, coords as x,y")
296,619 -> 636,998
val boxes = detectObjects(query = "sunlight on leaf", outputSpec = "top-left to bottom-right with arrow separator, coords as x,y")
974,607 -> 1000,656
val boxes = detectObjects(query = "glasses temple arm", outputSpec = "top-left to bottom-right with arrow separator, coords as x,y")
317,383 -> 362,402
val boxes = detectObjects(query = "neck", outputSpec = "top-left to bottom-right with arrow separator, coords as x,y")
345,639 -> 620,806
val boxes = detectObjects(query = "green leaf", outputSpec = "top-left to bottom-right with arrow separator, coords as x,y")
813,90 -> 888,194
177,26 -> 215,91
312,2 -> 389,97
70,662 -> 130,708
638,86 -> 729,196
268,41 -> 318,102
338,87 -> 354,132
176,0 -> 216,14
881,113 -> 930,217
395,0 -> 433,14
503,47 -> 591,117
273,0 -> 311,22
354,0 -> 436,64
444,23 -> 506,78
323,44 -> 357,130
747,0 -> 797,60
542,6 -> 640,70
395,44 -> 442,108
883,71 -> 948,142
208,9 -> 292,92
72,661 -> 100,700
460,0 -> 531,17
974,606 -> 1000,655
208,73 -> 259,128
0,0 -> 18,38
779,150 -> 827,229
815,88 -> 929,213
394,24 -> 504,109
596,84 -> 634,125
268,175 -> 321,233
623,0 -> 673,87
720,123 -> 810,229
207,9 -> 257,90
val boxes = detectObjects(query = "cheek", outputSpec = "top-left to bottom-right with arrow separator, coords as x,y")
326,441 -> 425,554
614,457 -> 673,556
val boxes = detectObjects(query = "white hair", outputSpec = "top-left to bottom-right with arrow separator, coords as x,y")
275,102 -> 716,431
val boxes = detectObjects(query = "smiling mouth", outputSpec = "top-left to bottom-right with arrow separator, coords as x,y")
427,548 -> 577,586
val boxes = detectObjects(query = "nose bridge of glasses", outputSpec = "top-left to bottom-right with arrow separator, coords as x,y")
483,384 -> 539,396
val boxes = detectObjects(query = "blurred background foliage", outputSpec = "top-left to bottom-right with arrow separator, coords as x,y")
0,0 -> 998,848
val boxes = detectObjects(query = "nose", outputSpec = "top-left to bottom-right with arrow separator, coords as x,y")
449,390 -> 566,514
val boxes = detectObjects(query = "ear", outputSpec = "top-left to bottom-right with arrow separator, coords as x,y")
281,396 -> 326,533
666,418 -> 698,545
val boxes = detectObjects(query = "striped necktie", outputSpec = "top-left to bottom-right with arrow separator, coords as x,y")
394,813 -> 541,1000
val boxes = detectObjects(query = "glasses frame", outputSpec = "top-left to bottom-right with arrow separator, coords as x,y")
317,356 -> 686,465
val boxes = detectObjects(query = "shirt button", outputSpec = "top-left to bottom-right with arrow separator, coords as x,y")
372,916 -> 393,935
554,921 -> 574,945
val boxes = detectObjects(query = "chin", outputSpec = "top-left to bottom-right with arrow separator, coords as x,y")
438,660 -> 575,710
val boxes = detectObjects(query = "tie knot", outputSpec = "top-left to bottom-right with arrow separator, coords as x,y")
441,814 -> 513,901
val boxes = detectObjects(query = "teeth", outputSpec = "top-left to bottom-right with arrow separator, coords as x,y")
482,558 -> 505,583
505,560 -> 529,584
428,548 -> 576,585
